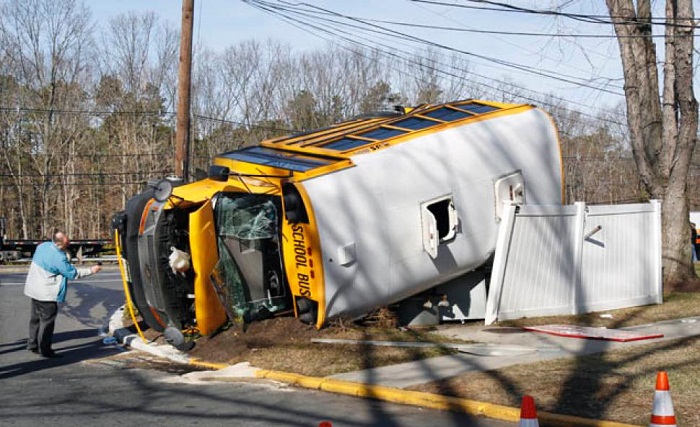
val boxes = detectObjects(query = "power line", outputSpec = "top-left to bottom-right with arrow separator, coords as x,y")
0,106 -> 298,134
1,1 -> 636,155
193,114 -> 296,133
413,0 -> 699,28
357,16 -> 679,39
0,171 -> 171,178
242,0 -> 628,126
0,180 -> 163,187
246,0 -> 625,97
0,3 -> 632,137
404,0 -> 626,98
0,107 -> 173,116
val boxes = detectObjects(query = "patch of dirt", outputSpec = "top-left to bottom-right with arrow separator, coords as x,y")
187,316 -> 325,363
182,314 -> 457,377
120,308 -> 458,377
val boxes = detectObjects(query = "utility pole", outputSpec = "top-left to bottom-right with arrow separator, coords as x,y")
175,0 -> 194,181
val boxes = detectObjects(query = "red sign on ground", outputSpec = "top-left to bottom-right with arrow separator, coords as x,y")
523,324 -> 663,342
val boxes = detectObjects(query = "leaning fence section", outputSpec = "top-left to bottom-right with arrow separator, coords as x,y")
485,200 -> 662,324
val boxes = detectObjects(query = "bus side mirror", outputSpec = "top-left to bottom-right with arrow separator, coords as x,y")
111,211 -> 127,235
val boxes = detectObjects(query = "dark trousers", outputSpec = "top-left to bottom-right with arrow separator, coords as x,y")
28,299 -> 58,355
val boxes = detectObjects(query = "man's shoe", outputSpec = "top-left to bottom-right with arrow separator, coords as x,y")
27,347 -> 39,354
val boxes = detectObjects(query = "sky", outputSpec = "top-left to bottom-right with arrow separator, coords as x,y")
87,0 -> 672,118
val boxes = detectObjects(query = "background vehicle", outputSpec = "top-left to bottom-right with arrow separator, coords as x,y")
0,217 -> 112,263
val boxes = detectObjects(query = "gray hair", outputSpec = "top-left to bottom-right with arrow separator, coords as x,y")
52,232 -> 67,244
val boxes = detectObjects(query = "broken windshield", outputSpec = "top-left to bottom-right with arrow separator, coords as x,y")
211,193 -> 289,323
217,195 -> 277,239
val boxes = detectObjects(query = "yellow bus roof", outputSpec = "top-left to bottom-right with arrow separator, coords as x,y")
213,99 -> 529,178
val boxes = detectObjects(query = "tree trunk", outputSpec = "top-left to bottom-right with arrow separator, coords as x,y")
606,0 -> 698,284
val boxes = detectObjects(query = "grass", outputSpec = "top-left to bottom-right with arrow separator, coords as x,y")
410,289 -> 700,426
497,290 -> 700,329
404,290 -> 700,425
409,335 -> 700,426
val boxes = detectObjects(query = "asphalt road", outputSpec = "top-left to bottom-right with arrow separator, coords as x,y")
0,267 -> 516,427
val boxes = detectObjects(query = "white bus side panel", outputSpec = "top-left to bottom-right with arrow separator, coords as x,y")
304,108 -> 563,319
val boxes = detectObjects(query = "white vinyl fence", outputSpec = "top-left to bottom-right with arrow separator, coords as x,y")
484,200 -> 662,324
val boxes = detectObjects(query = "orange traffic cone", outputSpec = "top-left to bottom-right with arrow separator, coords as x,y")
518,395 -> 539,427
649,371 -> 677,427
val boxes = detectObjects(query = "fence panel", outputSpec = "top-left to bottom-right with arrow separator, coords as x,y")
485,200 -> 662,324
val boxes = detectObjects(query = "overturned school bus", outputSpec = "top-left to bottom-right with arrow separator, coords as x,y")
112,99 -> 564,337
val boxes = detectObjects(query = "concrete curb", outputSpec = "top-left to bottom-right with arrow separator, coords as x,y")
252,369 -> 639,427
107,305 -> 639,427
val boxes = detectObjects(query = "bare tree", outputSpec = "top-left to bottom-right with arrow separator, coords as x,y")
408,48 -> 444,104
0,0 -> 94,238
337,48 -> 387,115
97,11 -> 178,207
605,0 -> 698,284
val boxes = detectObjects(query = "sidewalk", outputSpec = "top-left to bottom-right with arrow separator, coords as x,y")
107,308 -> 700,426
329,316 -> 700,388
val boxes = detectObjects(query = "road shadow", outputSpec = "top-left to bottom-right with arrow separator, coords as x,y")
0,328 -> 123,380
62,282 -> 125,329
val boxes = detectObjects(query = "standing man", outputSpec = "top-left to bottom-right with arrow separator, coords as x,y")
24,231 -> 102,358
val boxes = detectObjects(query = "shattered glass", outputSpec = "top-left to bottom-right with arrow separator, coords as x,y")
217,196 -> 278,240
212,194 -> 289,324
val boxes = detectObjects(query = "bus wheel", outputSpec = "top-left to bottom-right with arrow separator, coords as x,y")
296,298 -> 317,325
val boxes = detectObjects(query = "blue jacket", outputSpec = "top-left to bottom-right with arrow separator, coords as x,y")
24,241 -> 93,302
